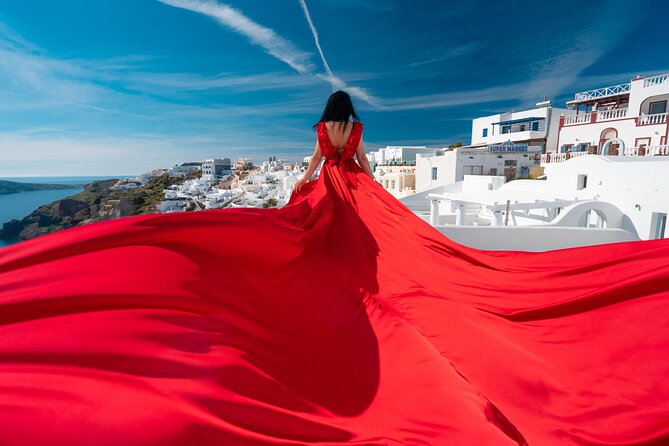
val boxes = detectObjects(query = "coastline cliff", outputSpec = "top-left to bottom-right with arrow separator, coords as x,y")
0,180 -> 80,195
0,171 -> 201,241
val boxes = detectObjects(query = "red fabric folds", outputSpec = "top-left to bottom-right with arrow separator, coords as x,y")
0,125 -> 668,445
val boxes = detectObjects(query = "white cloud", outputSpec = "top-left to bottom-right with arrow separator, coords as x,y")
156,0 -> 384,109
407,42 -> 483,67
157,0 -> 315,73
298,0 -> 385,109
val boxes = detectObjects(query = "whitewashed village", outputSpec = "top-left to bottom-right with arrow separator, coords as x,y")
114,71 -> 669,251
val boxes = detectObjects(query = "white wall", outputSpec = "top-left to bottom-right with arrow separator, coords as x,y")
543,156 -> 669,238
382,146 -> 435,163
437,226 -> 638,251
416,146 -> 541,191
558,119 -> 667,151
416,151 -> 458,191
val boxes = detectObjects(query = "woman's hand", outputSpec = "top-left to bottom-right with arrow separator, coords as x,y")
293,177 -> 307,193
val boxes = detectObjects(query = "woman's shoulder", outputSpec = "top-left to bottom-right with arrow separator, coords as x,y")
350,121 -> 363,135
321,120 -> 363,127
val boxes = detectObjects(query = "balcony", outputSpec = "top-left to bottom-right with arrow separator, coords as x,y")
623,145 -> 669,156
571,82 -> 630,103
563,113 -> 592,125
562,108 -> 669,127
541,145 -> 669,164
643,73 -> 669,88
481,131 -> 546,145
540,151 -> 590,164
597,108 -> 628,121
637,112 -> 668,126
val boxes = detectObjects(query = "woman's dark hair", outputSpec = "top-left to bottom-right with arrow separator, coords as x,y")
313,90 -> 361,132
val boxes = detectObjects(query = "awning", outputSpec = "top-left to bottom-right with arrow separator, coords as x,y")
492,117 -> 545,126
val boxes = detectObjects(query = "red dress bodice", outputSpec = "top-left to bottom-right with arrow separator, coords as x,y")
317,121 -> 363,160
317,121 -> 363,188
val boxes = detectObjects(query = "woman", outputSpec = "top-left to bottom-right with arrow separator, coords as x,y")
293,90 -> 374,194
0,91 -> 668,445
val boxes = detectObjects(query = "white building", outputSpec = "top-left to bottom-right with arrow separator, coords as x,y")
471,102 -> 570,152
136,169 -> 166,185
369,148 -> 386,166
374,165 -> 416,198
201,158 -> 232,181
381,146 -> 435,165
364,151 -> 378,168
415,142 -> 542,191
168,162 -> 202,176
235,157 -> 254,171
556,72 -> 669,154
402,156 -> 669,250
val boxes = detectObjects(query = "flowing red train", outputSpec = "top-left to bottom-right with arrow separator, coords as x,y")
0,123 -> 668,445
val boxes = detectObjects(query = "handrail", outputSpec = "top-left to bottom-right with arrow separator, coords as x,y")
573,83 -> 630,101
643,73 -> 669,88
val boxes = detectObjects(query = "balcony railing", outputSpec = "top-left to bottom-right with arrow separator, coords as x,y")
540,151 -> 589,164
643,73 -> 669,88
542,145 -> 669,163
562,109 -> 668,126
573,82 -> 630,102
597,107 -> 628,121
638,112 -> 668,126
563,113 -> 592,125
623,145 -> 669,156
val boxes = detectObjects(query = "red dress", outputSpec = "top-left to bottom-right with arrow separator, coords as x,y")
0,121 -> 668,445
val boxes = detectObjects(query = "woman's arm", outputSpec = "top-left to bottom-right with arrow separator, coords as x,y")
293,140 -> 322,192
355,137 -> 375,180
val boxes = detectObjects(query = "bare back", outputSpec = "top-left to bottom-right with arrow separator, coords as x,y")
324,121 -> 354,153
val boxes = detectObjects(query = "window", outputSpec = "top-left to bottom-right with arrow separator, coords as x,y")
502,125 -> 511,134
651,213 -> 667,239
391,180 -> 396,189
519,124 -> 526,131
504,160 -> 517,167
489,168 -> 497,175
482,128 -> 488,137
578,143 -> 590,152
531,121 -> 540,131
577,174 -> 588,190
431,167 -> 438,180
649,101 -> 667,115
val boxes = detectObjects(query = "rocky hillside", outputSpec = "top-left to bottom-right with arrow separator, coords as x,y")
0,180 -> 79,195
0,171 -> 201,241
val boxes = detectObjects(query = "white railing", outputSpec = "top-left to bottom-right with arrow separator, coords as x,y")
637,113 -> 668,126
426,193 -> 581,227
541,151 -> 590,164
623,145 -> 669,156
597,108 -> 628,121
542,146 -> 669,163
643,73 -> 669,88
573,82 -> 630,102
563,113 -> 592,125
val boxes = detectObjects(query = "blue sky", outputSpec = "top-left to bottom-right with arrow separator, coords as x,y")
0,0 -> 667,176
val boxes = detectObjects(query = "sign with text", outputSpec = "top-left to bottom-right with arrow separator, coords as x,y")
487,142 -> 528,152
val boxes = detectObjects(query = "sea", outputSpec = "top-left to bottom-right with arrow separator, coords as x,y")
0,176 -> 136,249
